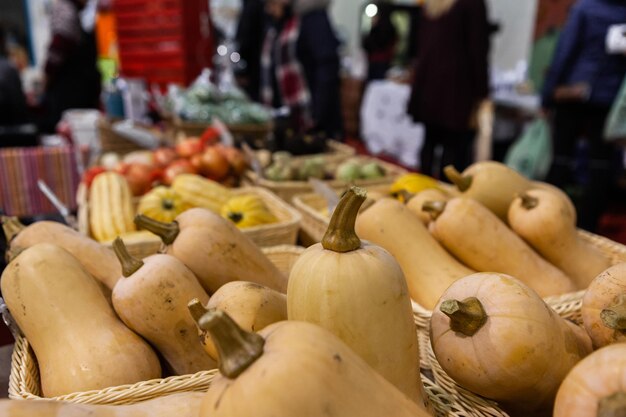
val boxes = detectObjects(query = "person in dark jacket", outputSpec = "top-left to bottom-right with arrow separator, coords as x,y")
40,0 -> 101,133
362,2 -> 398,81
541,0 -> 626,232
260,0 -> 342,140
407,0 -> 490,180
235,0 -> 266,101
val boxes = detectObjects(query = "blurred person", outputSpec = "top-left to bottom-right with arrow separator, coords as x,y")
235,0 -> 266,101
260,0 -> 342,139
0,26 -> 29,127
541,0 -> 626,232
40,0 -> 101,133
362,2 -> 398,81
407,0 -> 490,179
0,26 -> 37,148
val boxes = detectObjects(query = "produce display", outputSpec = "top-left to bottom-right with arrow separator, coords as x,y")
4,153 -> 626,417
263,153 -> 387,182
169,70 -> 272,125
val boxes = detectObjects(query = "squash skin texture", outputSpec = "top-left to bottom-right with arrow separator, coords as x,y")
355,197 -> 474,309
7,220 -> 122,291
0,244 -> 161,397
200,320 -> 431,417
582,263 -> 626,348
161,208 -> 286,293
508,189 -> 612,290
201,281 -> 287,360
430,273 -> 592,414
429,197 -> 576,297
288,241 -> 421,403
554,343 -> 626,417
112,253 -> 216,375
0,392 -> 204,417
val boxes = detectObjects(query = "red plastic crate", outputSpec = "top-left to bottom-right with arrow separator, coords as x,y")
112,0 -> 214,88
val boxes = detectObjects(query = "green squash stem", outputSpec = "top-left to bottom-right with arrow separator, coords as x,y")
440,297 -> 488,337
134,214 -> 180,245
1,216 -> 25,242
444,165 -> 472,192
422,200 -> 447,220
598,392 -> 626,417
600,294 -> 626,330
518,193 -> 539,210
187,298 -> 210,323
196,309 -> 265,379
321,186 -> 366,253
112,237 -> 144,277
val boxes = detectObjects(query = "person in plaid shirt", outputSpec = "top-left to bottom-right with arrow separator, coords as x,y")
260,0 -> 342,140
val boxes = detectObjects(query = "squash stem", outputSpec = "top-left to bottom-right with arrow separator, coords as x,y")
598,392 -> 626,417
196,309 -> 265,379
422,201 -> 446,220
134,214 -> 180,245
444,165 -> 472,192
321,186 -> 366,253
187,298 -> 209,323
518,193 -> 539,210
112,237 -> 144,277
440,297 -> 487,336
1,216 -> 25,242
600,294 -> 626,330
397,189 -> 415,204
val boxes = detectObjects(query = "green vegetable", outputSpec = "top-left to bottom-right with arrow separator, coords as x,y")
360,162 -> 385,179
335,161 -> 362,182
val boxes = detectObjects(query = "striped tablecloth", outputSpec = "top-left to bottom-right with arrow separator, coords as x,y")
0,146 -> 80,217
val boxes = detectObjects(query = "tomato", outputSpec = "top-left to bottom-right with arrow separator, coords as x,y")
175,137 -> 204,158
153,147 -> 177,167
82,166 -> 107,188
162,159 -> 197,185
198,147 -> 230,181
219,146 -> 249,176
124,163 -> 154,196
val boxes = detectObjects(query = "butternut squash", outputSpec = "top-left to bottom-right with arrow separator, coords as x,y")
509,189 -> 612,289
287,187 -> 422,403
1,244 -> 161,396
2,216 -> 121,291
187,281 -> 287,360
430,272 -> 592,414
444,161 -> 575,222
197,310 -> 431,417
0,392 -> 204,417
355,197 -> 474,309
405,188 -> 450,224
134,208 -> 286,293
581,262 -> 626,348
425,197 -> 576,297
554,343 -> 626,417
111,238 -> 216,375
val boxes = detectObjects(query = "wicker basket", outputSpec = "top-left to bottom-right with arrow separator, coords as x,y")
171,118 -> 274,148
76,185 -> 302,259
245,156 -> 408,203
7,245 -> 304,405
98,118 -> 172,156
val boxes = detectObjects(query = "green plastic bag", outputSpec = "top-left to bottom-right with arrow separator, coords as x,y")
604,75 -> 626,142
504,118 -> 552,180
